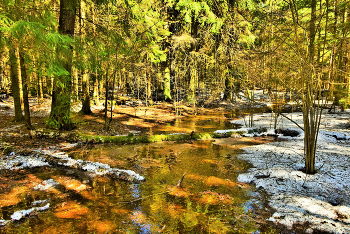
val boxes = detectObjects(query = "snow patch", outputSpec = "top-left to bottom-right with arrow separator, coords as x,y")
236,112 -> 350,233
11,203 -> 50,221
0,219 -> 10,226
34,179 -> 59,191
214,129 -> 247,134
237,173 -> 255,184
0,155 -> 49,170
34,148 -> 145,182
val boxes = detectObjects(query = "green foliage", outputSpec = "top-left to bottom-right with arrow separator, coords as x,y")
0,14 -> 13,31
172,0 -> 227,33
339,97 -> 350,110
163,68 -> 172,101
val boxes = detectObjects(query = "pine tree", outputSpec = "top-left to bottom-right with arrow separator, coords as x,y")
47,0 -> 77,130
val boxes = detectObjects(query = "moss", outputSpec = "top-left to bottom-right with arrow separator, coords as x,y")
209,133 -> 222,138
248,127 -> 267,134
3,145 -> 14,155
195,133 -> 211,140
149,134 -> 167,142
167,134 -> 190,141
234,130 -> 246,135
49,129 -> 243,146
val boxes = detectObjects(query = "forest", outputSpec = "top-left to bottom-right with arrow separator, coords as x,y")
0,0 -> 350,233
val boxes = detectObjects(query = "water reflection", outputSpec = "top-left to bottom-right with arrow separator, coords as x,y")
152,113 -> 241,134
1,141 -> 277,233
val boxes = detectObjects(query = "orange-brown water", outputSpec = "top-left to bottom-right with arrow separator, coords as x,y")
1,116 -> 279,233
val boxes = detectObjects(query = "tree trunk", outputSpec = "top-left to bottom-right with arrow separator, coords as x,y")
93,72 -> 100,106
16,51 -> 23,107
110,69 -> 116,122
9,47 -> 24,122
163,67 -> 172,101
81,72 -> 92,114
223,76 -> 232,100
72,65 -> 79,101
303,0 -> 319,175
19,51 -> 32,128
47,0 -> 76,130
104,68 -> 109,124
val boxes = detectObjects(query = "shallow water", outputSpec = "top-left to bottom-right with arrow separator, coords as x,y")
0,111 -> 282,233
151,113 -> 241,134
1,140 -> 279,233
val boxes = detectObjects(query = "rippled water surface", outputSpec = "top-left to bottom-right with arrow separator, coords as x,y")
1,113 -> 281,233
2,140 -> 279,233
151,113 -> 241,134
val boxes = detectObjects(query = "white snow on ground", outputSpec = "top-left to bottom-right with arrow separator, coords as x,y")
0,148 -> 145,182
0,154 -> 49,170
34,148 -> 145,182
10,203 -> 50,221
34,179 -> 60,191
214,128 -> 248,134
0,203 -> 50,225
234,112 -> 350,233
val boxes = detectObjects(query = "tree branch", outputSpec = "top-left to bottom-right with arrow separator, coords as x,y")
277,112 -> 304,131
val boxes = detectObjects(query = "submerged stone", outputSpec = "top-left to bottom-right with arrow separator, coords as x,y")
11,203 -> 50,221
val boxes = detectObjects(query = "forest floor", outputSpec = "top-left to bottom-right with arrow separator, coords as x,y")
0,96 -> 220,150
1,95 -> 350,233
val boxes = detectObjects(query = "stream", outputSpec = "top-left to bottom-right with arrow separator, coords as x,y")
1,114 -> 280,233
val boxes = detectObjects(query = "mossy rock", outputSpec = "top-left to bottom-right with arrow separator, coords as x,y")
275,129 -> 300,137
248,127 -> 267,134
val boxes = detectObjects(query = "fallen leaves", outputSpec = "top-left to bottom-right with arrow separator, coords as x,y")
198,191 -> 234,205
0,186 -> 29,207
53,176 -> 89,193
204,176 -> 236,187
167,186 -> 191,198
165,204 -> 184,219
187,174 -> 237,187
88,220 -> 115,233
55,202 -> 90,219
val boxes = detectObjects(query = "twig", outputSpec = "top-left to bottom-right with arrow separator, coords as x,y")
157,225 -> 166,233
277,113 -> 304,131
175,172 -> 186,187
118,173 -> 186,204
302,173 -> 308,188
118,192 -> 168,204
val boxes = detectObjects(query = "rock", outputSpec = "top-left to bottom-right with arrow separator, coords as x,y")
11,204 -> 50,221
328,194 -> 342,206
34,179 -> 60,191
255,173 -> 270,179
11,209 -> 34,221
275,129 -> 300,137
0,219 -> 10,226
237,173 -> 255,184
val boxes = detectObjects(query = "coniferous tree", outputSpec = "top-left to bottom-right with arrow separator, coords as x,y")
9,46 -> 24,122
19,51 -> 31,128
47,0 -> 77,130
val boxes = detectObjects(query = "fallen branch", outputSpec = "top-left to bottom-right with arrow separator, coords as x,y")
118,192 -> 168,204
277,113 -> 304,131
